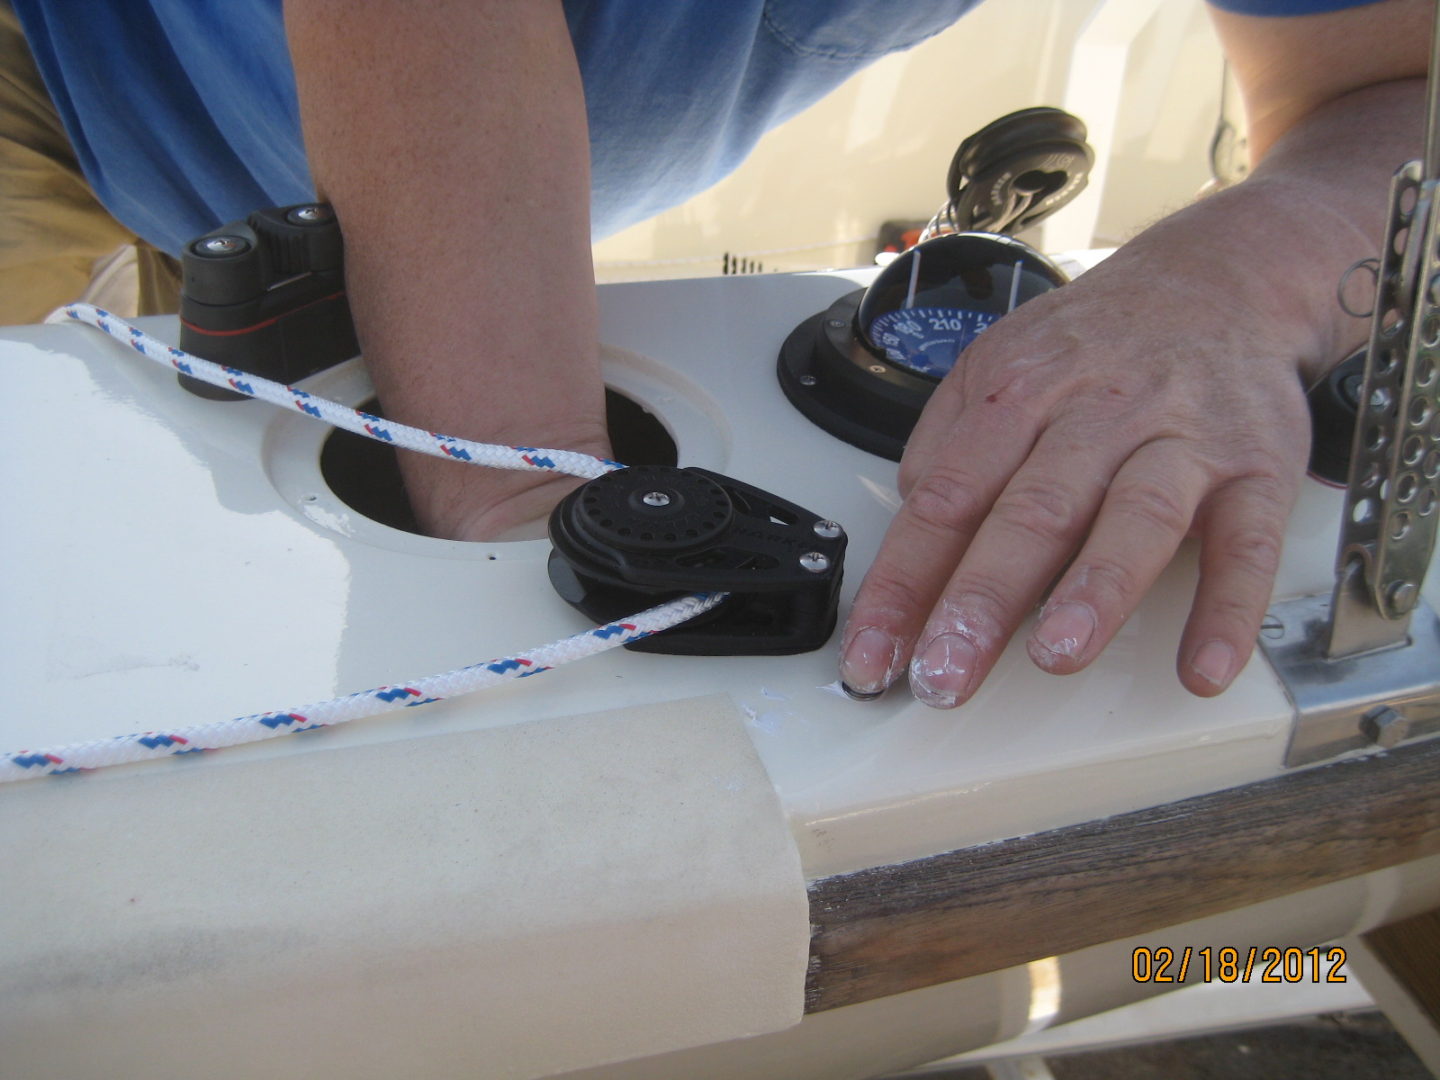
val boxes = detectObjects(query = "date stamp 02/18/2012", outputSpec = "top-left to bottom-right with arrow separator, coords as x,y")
1132,946 -> 1349,985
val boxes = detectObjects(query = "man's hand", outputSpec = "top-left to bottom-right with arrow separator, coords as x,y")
840,211 -> 1317,705
841,0 -> 1432,705
286,0 -> 609,542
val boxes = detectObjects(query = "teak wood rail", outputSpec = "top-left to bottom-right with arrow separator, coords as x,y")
805,735 -> 1440,1013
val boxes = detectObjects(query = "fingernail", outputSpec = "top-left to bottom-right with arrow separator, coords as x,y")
1029,601 -> 1096,668
840,626 -> 900,698
1191,639 -> 1236,688
909,633 -> 978,708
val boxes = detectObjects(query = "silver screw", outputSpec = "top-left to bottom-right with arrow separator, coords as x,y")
869,364 -> 886,374
641,491 -> 671,508
798,374 -> 817,387
1360,705 -> 1410,749
199,236 -> 247,255
1260,613 -> 1285,640
799,552 -> 830,574
827,319 -> 848,329
1386,580 -> 1419,615
812,520 -> 844,539
290,205 -> 329,223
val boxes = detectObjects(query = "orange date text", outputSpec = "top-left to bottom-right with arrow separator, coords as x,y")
1131,945 -> 1348,984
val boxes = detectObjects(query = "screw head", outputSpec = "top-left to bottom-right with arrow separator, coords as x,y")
869,364 -> 886,374
287,204 -> 332,224
1361,705 -> 1410,749
641,491 -> 671,508
812,520 -> 844,540
1385,580 -> 1419,616
197,235 -> 249,256
1260,613 -> 1285,640
799,551 -> 830,574
827,319 -> 848,329
798,374 -> 817,388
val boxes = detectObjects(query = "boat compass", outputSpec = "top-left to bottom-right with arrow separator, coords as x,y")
778,107 -> 1092,459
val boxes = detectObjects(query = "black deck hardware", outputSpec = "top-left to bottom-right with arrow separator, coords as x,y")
178,203 -> 359,400
548,464 -> 846,655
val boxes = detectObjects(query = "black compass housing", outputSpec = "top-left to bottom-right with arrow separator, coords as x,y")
779,232 -> 1066,460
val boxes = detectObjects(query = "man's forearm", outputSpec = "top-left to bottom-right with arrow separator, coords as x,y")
1203,0 -> 1431,381
284,0 -> 609,539
1135,77 -> 1428,385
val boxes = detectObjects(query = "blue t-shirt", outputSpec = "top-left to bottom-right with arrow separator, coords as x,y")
1207,0 -> 1382,10
12,0 -> 977,251
13,0 -> 1383,255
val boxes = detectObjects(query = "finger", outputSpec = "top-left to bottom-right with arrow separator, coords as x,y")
839,400 -> 1043,698
1176,476 -> 1293,696
1026,439 -> 1208,675
838,457 -> 1006,699
904,440 -> 1118,707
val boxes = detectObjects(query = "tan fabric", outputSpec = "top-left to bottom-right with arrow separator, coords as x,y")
1,1 -> 178,325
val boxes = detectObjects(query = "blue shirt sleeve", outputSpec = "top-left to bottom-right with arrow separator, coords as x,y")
1206,0 -> 1385,14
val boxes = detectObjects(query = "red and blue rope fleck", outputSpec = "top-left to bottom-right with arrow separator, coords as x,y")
47,304 -> 626,479
1,592 -> 725,782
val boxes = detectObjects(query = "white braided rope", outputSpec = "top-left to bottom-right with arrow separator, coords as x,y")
3,593 -> 725,783
47,303 -> 624,479
4,307 -> 724,784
